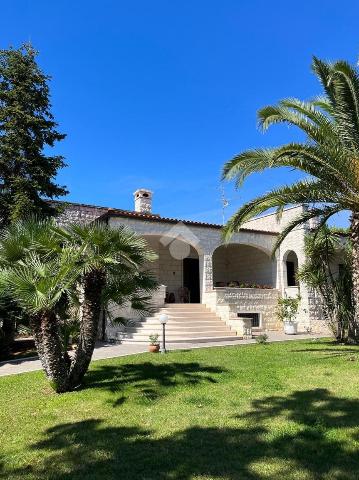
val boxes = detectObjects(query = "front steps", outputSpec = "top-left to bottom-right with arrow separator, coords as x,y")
121,303 -> 243,344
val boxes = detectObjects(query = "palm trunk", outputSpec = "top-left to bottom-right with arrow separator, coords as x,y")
30,312 -> 70,393
349,211 -> 359,343
68,270 -> 105,390
0,316 -> 16,360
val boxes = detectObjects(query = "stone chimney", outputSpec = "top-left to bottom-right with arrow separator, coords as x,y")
134,188 -> 153,213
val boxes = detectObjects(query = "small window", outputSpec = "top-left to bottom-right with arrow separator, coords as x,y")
238,312 -> 260,328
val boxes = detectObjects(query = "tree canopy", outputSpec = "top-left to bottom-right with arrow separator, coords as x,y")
0,43 -> 67,225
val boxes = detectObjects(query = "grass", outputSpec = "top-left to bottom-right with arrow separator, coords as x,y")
1,339 -> 359,479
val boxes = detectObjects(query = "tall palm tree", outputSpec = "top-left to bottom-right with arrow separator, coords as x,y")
222,57 -> 359,342
0,219 -> 157,392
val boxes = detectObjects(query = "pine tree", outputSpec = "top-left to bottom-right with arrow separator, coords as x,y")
0,43 -> 67,225
0,44 -> 67,358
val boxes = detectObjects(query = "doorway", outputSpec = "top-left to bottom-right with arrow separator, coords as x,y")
183,258 -> 200,303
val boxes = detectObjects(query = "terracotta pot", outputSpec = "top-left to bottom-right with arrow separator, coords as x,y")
148,344 -> 160,353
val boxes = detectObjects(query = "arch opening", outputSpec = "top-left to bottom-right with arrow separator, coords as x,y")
142,234 -> 200,303
284,250 -> 299,287
212,244 -> 276,288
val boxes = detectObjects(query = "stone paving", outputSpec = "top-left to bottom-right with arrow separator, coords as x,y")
0,332 -> 327,378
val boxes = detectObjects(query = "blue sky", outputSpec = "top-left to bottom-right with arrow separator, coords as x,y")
1,1 -> 358,226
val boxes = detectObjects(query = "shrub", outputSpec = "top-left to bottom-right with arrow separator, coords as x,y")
255,334 -> 268,344
149,334 -> 160,345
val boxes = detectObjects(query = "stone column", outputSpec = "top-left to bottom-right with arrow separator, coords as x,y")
198,254 -> 204,302
275,250 -> 284,293
204,253 -> 214,292
199,252 -> 214,300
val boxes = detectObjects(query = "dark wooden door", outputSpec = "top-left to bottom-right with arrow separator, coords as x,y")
183,258 -> 200,303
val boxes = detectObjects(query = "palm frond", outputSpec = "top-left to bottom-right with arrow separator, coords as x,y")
223,142 -> 356,193
311,57 -> 336,105
329,60 -> 359,149
258,101 -> 339,148
223,180 -> 345,240
311,95 -> 335,116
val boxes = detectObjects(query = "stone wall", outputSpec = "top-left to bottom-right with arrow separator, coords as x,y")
204,287 -> 280,331
307,290 -> 331,335
55,202 -> 108,226
242,205 -> 307,233
105,284 -> 166,341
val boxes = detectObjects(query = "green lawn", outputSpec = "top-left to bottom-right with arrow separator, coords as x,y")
1,339 -> 359,479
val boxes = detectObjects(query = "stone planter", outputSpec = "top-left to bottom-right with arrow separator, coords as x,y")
283,321 -> 298,335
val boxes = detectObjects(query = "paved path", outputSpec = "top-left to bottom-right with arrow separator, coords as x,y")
0,332 -> 326,378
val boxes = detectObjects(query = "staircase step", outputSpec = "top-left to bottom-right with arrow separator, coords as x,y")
160,303 -> 204,308
126,325 -> 232,333
152,312 -> 218,319
122,335 -> 243,344
145,316 -> 220,323
159,303 -> 210,313
157,310 -> 213,316
121,303 -> 239,344
123,330 -> 237,340
138,320 -> 226,326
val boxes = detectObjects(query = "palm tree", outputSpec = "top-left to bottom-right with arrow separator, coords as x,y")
222,57 -> 359,342
0,219 -> 157,392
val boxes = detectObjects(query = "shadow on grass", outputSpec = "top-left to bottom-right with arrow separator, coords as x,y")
84,361 -> 227,406
292,347 -> 359,358
238,387 -> 359,429
10,388 -> 359,479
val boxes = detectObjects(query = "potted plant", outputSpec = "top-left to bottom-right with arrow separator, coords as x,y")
148,334 -> 160,352
277,296 -> 300,334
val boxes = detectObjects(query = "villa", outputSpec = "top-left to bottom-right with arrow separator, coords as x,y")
58,189 -> 337,342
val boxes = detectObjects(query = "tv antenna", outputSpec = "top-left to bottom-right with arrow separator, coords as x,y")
220,183 -> 229,225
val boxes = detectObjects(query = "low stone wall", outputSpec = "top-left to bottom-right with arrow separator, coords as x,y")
105,284 -> 166,340
204,287 -> 281,331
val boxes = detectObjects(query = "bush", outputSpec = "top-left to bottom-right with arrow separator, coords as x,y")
255,334 -> 268,344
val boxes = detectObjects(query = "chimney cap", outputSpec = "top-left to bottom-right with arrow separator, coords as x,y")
134,188 -> 153,196
133,188 -> 153,212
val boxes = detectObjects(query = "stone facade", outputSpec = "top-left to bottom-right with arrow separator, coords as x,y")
55,202 -> 109,226
57,200 -> 339,337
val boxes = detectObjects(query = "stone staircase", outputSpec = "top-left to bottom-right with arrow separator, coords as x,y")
121,303 -> 242,343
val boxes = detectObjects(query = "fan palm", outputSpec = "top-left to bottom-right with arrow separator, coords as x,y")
222,57 -> 359,342
0,219 -> 157,392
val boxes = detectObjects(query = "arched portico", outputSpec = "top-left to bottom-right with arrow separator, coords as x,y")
212,243 -> 276,288
142,234 -> 202,303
